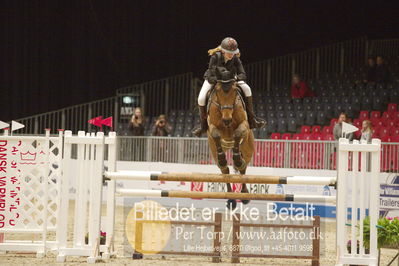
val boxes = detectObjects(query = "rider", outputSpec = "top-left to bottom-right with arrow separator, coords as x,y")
192,37 -> 266,137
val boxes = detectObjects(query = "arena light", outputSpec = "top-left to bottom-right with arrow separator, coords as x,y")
122,96 -> 135,104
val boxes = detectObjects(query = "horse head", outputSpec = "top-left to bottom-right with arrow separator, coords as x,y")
214,67 -> 237,127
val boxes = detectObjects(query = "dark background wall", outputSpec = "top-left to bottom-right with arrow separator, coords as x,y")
2,0 -> 398,121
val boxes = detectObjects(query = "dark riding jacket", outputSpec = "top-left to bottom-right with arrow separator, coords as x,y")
203,52 -> 247,83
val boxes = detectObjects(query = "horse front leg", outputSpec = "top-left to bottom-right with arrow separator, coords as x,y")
209,124 -> 237,209
209,124 -> 229,175
233,122 -> 250,205
232,122 -> 248,173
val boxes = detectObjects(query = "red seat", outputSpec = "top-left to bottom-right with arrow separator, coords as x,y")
292,133 -> 303,140
353,119 -> 362,128
311,133 -> 323,140
384,119 -> 396,128
322,126 -> 333,135
387,103 -> 398,113
379,127 -> 390,138
281,133 -> 291,139
312,125 -> 321,134
371,118 -> 383,128
359,111 -> 369,120
391,112 -> 399,120
382,112 -> 391,120
301,125 -> 311,134
389,127 -> 399,136
271,133 -> 281,139
302,133 -> 312,140
372,131 -> 380,139
323,134 -> 335,140
330,118 -> 338,127
370,111 -> 381,119
354,130 -> 362,139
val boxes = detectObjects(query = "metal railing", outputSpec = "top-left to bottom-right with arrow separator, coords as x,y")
15,97 -> 117,134
13,73 -> 196,134
370,39 -> 399,56
116,72 -> 195,117
117,137 -> 399,173
245,37 -> 368,90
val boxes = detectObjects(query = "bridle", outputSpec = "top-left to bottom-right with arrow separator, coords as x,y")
210,81 -> 238,111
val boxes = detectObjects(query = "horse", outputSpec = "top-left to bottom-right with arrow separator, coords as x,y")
207,68 -> 255,209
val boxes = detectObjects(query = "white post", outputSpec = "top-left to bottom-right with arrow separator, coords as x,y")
55,130 -> 64,254
73,131 -> 86,247
57,130 -> 73,262
87,132 -> 105,263
38,129 -> 51,258
369,139 -> 381,263
336,138 -> 349,261
104,132 -> 117,258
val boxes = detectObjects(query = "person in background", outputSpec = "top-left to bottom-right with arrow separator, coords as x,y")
290,74 -> 315,98
333,112 -> 354,140
360,120 -> 372,143
128,107 -> 145,136
152,114 -> 172,136
363,57 -> 376,83
374,55 -> 391,84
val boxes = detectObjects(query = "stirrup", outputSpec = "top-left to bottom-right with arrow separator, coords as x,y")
192,126 -> 205,137
250,117 -> 266,129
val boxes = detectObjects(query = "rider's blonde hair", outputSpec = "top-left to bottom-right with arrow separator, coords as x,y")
208,46 -> 240,57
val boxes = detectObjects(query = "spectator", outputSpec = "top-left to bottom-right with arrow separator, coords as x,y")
128,107 -> 145,136
333,112 -> 354,140
360,120 -> 372,143
363,57 -> 376,83
374,55 -> 391,84
291,74 -> 315,98
152,114 -> 172,136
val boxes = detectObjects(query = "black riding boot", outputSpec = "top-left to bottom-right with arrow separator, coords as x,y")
192,106 -> 208,137
245,96 -> 266,129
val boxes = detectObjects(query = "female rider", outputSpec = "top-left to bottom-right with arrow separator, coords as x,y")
192,37 -> 266,137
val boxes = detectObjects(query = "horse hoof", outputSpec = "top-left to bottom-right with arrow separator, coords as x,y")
241,199 -> 250,205
227,199 -> 237,210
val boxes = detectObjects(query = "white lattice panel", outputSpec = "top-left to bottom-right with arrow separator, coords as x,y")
0,135 -> 62,233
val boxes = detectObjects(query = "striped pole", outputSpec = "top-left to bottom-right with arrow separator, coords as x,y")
116,189 -> 336,203
105,171 -> 336,186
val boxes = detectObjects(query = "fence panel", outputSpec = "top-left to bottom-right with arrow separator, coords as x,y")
116,136 -> 399,173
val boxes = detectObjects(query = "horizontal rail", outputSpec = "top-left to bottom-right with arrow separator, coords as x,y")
115,189 -> 336,203
104,171 -> 336,186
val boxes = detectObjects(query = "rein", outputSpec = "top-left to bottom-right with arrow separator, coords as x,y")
210,87 -> 240,111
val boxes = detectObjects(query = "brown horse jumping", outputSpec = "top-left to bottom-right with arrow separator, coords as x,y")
207,68 -> 255,209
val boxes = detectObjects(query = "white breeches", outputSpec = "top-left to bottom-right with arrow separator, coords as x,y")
197,80 -> 252,106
